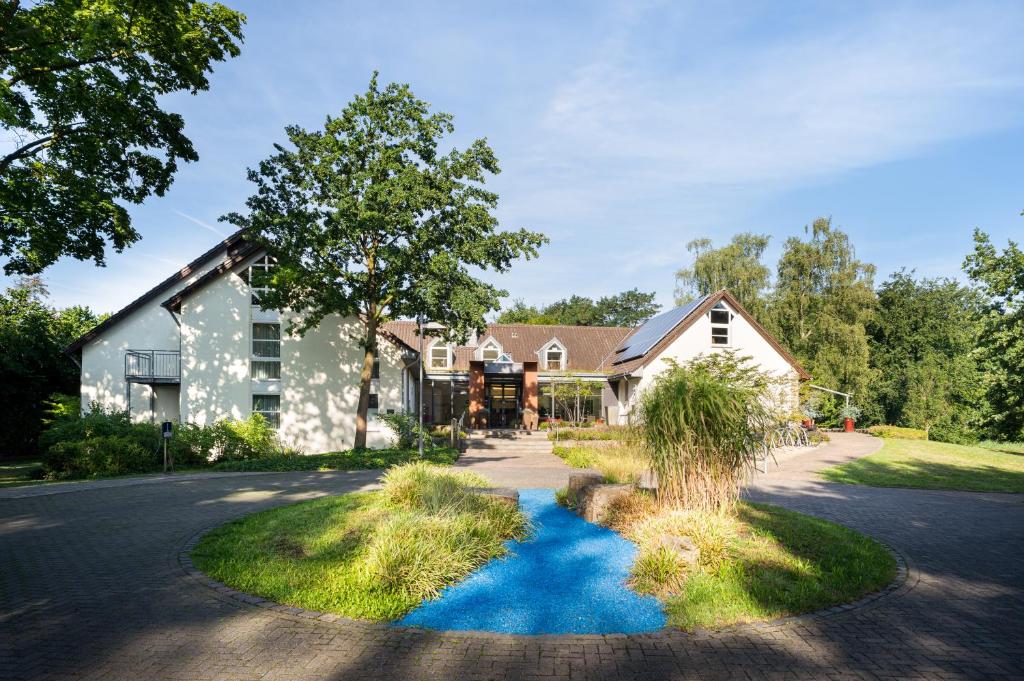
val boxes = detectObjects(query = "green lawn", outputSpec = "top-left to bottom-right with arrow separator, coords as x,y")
210,447 -> 458,472
191,463 -> 527,621
820,438 -> 1024,493
0,459 -> 44,488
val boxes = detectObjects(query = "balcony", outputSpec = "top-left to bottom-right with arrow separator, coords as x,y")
125,350 -> 181,384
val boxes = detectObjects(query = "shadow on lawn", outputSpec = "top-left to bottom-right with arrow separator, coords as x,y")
821,458 -> 1024,493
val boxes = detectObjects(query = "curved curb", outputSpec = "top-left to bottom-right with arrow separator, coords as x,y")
177,510 -> 914,640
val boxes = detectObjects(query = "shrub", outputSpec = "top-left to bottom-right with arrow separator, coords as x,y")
638,364 -> 772,512
170,414 -> 282,464
866,425 -> 928,440
546,426 -> 631,441
45,434 -> 158,479
377,411 -> 429,449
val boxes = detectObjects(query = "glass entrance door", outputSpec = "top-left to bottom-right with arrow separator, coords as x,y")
486,382 -> 520,429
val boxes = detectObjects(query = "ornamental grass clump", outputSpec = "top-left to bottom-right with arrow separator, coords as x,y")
638,363 -> 773,513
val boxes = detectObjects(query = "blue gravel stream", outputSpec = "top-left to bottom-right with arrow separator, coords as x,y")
396,488 -> 666,635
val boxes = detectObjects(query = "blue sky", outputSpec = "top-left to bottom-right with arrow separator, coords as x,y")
8,0 -> 1024,314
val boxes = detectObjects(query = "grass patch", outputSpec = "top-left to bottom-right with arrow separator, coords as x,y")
865,425 -> 927,440
602,492 -> 895,630
552,443 -> 648,484
547,426 -> 631,441
210,447 -> 459,472
0,459 -> 44,488
191,462 -> 528,621
820,438 -> 1024,493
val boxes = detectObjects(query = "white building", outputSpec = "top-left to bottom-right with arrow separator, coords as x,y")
67,231 -> 808,452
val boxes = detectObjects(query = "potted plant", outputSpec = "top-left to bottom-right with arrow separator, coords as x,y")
801,396 -> 822,429
839,404 -> 862,433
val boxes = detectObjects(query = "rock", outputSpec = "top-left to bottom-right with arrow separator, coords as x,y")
657,534 -> 700,567
578,483 -> 633,523
568,473 -> 604,499
637,469 -> 658,491
468,487 -> 520,506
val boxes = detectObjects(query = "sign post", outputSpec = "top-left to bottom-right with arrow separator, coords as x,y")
161,421 -> 173,472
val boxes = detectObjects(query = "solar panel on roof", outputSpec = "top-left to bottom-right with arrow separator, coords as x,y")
612,294 -> 709,364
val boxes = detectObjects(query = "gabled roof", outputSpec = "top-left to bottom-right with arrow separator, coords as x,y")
65,229 -> 250,355
161,240 -> 262,312
604,289 -> 809,380
381,321 -> 633,372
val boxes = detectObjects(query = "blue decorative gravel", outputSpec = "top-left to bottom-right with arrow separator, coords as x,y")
396,488 -> 666,635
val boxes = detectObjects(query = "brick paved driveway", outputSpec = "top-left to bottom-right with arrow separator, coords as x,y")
2,436 -> 1023,680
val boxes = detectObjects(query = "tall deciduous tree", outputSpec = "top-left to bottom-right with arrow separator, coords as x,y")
866,271 -> 983,440
674,233 -> 771,318
0,0 -> 245,274
224,75 -> 547,449
495,288 -> 660,327
0,278 -> 103,457
772,218 -> 876,400
964,227 -> 1024,441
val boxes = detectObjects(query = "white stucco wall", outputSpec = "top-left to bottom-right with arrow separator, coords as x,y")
616,302 -> 800,421
179,256 -> 407,452
79,249 -> 226,422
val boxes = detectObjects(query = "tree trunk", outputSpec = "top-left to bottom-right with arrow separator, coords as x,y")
354,315 -> 378,450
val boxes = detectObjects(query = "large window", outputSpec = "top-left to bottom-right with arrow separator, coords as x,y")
252,322 -> 281,379
710,304 -> 731,346
247,255 -> 276,305
430,345 -> 449,369
252,394 -> 280,428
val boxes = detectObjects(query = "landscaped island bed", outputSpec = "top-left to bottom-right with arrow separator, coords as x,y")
191,463 -> 528,621
821,438 -> 1024,493
602,494 -> 896,630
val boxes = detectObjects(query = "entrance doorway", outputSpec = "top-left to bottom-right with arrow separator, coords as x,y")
485,381 -> 520,429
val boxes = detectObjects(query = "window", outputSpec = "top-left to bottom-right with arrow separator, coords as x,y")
429,345 -> 449,368
247,255 -> 276,305
481,342 -> 500,362
252,394 -> 280,428
371,357 -> 380,379
545,348 -> 564,370
710,304 -> 731,346
252,322 -> 281,379
368,393 -> 379,409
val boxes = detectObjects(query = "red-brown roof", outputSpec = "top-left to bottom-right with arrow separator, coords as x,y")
381,321 -> 633,373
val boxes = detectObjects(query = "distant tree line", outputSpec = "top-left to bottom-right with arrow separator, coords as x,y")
673,218 -> 1023,443
497,288 -> 661,327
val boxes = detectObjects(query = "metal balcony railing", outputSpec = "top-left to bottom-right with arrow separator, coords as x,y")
125,350 -> 181,383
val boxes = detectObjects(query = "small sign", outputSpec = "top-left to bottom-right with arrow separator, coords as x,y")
161,421 -> 173,439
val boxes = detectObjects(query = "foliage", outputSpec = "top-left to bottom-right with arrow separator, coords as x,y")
39,403 -> 161,479
191,463 -> 528,620
0,279 -> 103,458
224,74 -> 546,449
376,411 -> 429,449
549,378 -> 602,424
866,271 -> 983,439
963,228 -> 1024,441
638,363 -> 773,512
674,233 -> 772,319
601,493 -> 895,630
171,414 -> 281,465
838,404 -> 862,421
546,426 -> 631,441
821,438 -> 1024,493
496,288 -> 660,327
772,218 -> 876,401
211,447 -> 458,472
866,425 -> 928,440
0,0 -> 245,274
552,444 -> 648,484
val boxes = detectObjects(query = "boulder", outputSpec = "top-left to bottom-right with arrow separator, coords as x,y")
657,534 -> 700,567
568,473 -> 604,499
578,483 -> 633,523
468,487 -> 520,506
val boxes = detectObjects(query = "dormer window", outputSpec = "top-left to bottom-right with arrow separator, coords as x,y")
541,340 -> 566,371
480,340 -> 501,362
429,344 -> 450,369
710,303 -> 732,346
